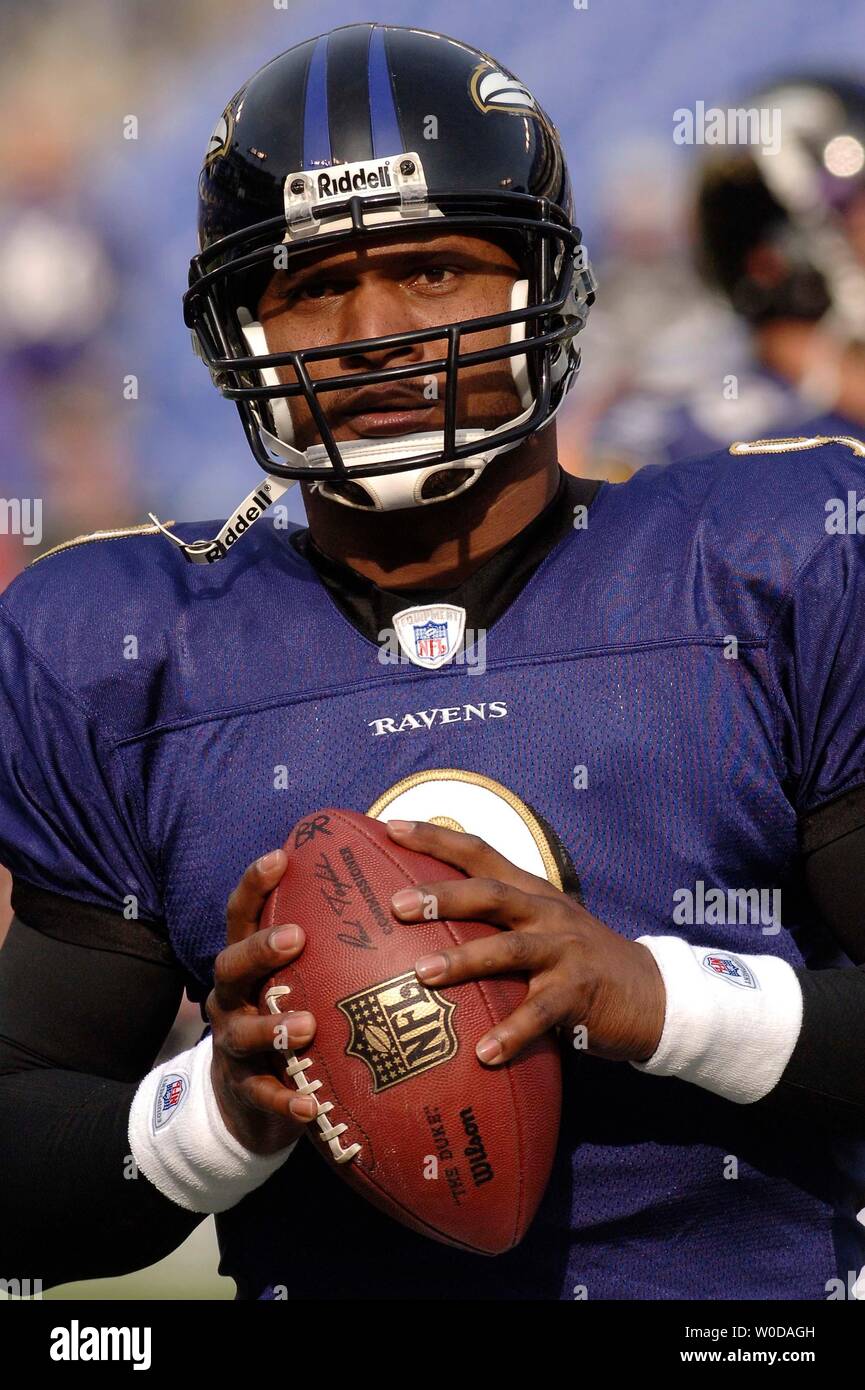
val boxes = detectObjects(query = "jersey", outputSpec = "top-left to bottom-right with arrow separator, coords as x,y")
2,438 -> 865,1300
592,355 -> 862,472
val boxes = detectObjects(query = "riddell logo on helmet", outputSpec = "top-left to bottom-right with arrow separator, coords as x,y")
315,161 -> 394,200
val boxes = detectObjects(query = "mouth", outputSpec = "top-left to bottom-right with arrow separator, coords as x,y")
336,391 -> 436,437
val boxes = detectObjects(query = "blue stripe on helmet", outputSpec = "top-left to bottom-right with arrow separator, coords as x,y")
303,35 -> 332,168
367,26 -> 403,158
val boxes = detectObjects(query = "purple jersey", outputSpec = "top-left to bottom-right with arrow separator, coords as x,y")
2,437 -> 865,1299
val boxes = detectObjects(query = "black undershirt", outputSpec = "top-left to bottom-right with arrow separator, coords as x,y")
1,466 -> 864,1289
289,468 -> 601,639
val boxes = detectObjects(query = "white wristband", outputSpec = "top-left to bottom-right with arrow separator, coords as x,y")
630,938 -> 803,1104
128,1034 -> 298,1213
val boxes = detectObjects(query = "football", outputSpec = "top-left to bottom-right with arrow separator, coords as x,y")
259,808 -> 562,1254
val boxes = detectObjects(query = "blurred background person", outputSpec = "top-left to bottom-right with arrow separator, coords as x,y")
561,136 -> 744,479
587,73 -> 865,473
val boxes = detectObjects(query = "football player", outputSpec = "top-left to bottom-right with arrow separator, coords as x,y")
592,74 -> 865,471
0,24 -> 863,1301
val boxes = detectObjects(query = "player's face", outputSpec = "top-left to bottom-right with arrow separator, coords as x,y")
257,231 -> 524,450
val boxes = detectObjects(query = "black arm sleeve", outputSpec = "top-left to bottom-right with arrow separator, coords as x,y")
765,963 -> 865,1130
0,904 -> 205,1289
754,792 -> 865,1131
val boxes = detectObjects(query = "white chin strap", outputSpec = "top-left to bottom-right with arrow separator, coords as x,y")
237,279 -> 537,511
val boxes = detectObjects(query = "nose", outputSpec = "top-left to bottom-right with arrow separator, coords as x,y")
337,280 -> 427,370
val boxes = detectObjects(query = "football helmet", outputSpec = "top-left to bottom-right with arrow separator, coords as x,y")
168,23 -> 594,559
695,74 -> 865,339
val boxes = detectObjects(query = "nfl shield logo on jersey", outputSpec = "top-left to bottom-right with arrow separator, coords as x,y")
392,604 -> 467,670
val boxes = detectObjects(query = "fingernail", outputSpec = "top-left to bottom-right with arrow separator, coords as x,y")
477,1037 -> 503,1064
387,819 -> 416,834
289,1095 -> 318,1120
269,924 -> 302,951
258,849 -> 285,873
392,888 -> 424,915
415,953 -> 447,982
284,1010 -> 314,1039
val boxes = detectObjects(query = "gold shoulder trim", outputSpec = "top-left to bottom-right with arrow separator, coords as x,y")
28,521 -> 174,568
729,434 -> 865,457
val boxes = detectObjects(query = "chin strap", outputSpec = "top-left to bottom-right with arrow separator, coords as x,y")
145,427 -> 512,564
148,398 -> 552,564
148,474 -> 294,565
313,459 -> 485,510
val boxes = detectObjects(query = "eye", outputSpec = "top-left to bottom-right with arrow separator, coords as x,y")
293,280 -> 339,301
275,276 -> 344,304
410,266 -> 459,290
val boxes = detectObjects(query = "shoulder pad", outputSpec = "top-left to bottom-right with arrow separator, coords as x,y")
28,521 -> 174,568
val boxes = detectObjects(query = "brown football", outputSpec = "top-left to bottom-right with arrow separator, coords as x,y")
259,807 -> 562,1255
